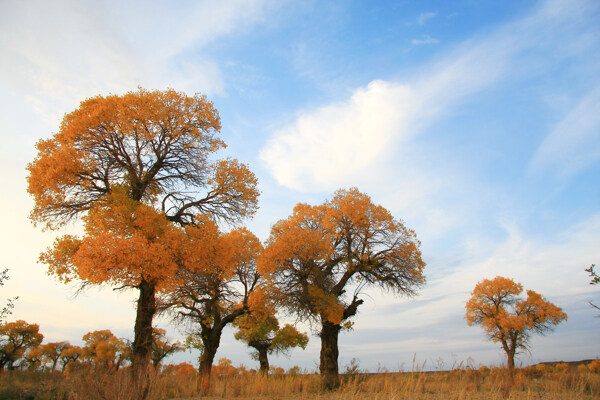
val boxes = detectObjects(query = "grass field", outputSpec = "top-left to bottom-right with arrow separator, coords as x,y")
1,362 -> 599,399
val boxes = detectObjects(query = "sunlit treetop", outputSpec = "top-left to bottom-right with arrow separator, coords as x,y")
27,87 -> 259,229
465,276 -> 567,353
259,187 -> 425,325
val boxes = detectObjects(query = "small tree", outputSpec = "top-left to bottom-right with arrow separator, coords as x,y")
233,313 -> 308,375
0,269 -> 18,324
151,328 -> 184,368
168,223 -> 262,391
59,344 -> 82,370
585,264 -> 599,314
0,320 -> 43,370
465,276 -> 567,371
37,341 -> 71,371
82,329 -> 128,370
260,188 -> 425,389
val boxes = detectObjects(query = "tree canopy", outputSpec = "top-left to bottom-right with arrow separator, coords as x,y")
259,188 -> 425,389
28,88 -> 260,395
168,222 -> 263,391
0,320 -> 43,371
233,312 -> 308,375
27,88 -> 258,229
465,276 -> 567,370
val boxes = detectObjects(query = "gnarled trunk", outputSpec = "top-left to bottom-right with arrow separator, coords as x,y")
198,329 -> 222,394
131,279 -> 157,400
319,321 -> 341,390
249,340 -> 270,376
257,347 -> 269,376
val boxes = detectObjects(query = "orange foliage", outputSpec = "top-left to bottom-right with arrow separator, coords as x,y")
151,328 -> 184,368
30,87 -> 260,295
169,225 -> 263,380
0,320 -> 43,370
36,341 -> 71,371
82,330 -> 128,369
213,358 -> 238,375
163,362 -> 196,376
465,276 -> 567,369
260,188 -> 424,390
260,188 -> 425,325
41,189 -> 185,291
27,87 -> 260,391
588,360 -> 600,373
555,362 -> 570,372
26,88 -> 257,229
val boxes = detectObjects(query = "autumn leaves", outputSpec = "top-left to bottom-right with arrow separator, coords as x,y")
26,88 -> 425,391
26,88 -> 261,395
465,277 -> 567,371
24,88 -> 567,393
261,188 -> 426,389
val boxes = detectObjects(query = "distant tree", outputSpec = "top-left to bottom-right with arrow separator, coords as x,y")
151,328 -> 184,368
170,223 -> 263,392
28,88 -> 259,396
0,320 -> 43,370
37,341 -> 71,371
24,345 -> 44,370
59,344 -> 82,370
465,276 -> 567,371
259,188 -> 425,389
233,313 -> 308,375
0,269 -> 18,324
82,330 -> 128,370
213,357 -> 238,375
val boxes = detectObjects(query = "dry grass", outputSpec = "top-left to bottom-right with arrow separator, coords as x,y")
1,363 -> 599,400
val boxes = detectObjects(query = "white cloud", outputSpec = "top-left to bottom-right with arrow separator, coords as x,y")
0,0 -> 273,127
260,0 -> 597,195
260,80 -> 415,191
417,12 -> 437,26
530,87 -> 600,177
411,35 -> 439,45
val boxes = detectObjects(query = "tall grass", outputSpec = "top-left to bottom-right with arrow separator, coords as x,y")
1,363 -> 599,399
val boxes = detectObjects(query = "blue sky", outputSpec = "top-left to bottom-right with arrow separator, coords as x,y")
1,0 -> 599,372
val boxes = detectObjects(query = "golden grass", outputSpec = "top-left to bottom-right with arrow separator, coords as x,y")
1,364 -> 599,400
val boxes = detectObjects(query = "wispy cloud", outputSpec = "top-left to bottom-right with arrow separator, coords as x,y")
411,35 -> 440,45
0,0 -> 275,127
259,80 -> 415,191
530,86 -> 600,177
417,12 -> 437,26
259,0 -> 598,196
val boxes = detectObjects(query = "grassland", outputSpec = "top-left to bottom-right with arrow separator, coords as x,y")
1,362 -> 599,399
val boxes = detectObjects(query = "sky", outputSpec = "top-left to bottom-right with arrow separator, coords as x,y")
0,0 -> 599,372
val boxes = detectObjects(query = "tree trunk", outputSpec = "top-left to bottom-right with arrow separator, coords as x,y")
257,346 -> 269,376
131,279 -> 157,400
506,352 -> 515,370
198,330 -> 222,395
319,321 -> 341,390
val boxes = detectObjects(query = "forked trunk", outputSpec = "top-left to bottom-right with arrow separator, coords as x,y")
198,330 -> 222,394
131,279 -> 157,400
319,321 -> 341,390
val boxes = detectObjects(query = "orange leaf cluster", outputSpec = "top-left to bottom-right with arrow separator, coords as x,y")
260,188 -> 425,325
465,276 -> 567,366
41,190 -> 185,291
27,88 -> 226,229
